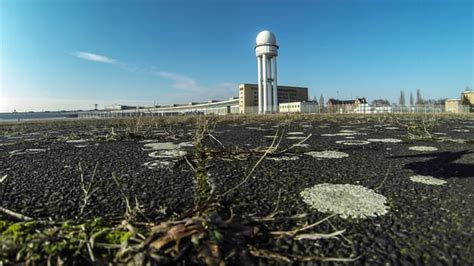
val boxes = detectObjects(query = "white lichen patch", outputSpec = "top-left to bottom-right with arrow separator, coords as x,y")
409,175 -> 447,186
9,149 -> 47,155
74,145 -> 88,148
144,160 -> 172,170
408,146 -> 438,152
177,142 -> 194,148
287,136 -> 307,140
322,132 -> 366,137
452,129 -> 470,133
66,139 -> 89,143
300,183 -> 389,219
339,130 -> 357,133
139,139 -> 158,143
294,143 -> 310,148
336,133 -> 358,136
143,142 -> 194,151
264,135 -> 278,139
433,132 -> 447,135
384,127 -> 399,130
321,133 -> 339,137
143,142 -> 179,150
305,151 -> 349,159
335,140 -> 370,146
367,138 -> 403,143
287,132 -> 304,135
148,150 -> 187,159
0,143 -> 16,147
266,156 -> 299,161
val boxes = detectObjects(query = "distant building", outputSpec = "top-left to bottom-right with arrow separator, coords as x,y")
445,99 -> 460,113
104,104 -> 139,111
279,101 -> 318,113
461,90 -> 474,112
238,84 -> 308,113
327,97 -> 367,113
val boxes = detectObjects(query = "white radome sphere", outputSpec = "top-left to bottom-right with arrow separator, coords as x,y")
256,30 -> 277,45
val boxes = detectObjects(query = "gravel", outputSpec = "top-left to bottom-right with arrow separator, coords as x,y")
1,117 -> 473,264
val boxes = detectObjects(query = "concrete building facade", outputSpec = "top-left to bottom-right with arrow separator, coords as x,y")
445,99 -> 460,113
279,101 -> 319,113
238,83 -> 308,113
461,90 -> 474,112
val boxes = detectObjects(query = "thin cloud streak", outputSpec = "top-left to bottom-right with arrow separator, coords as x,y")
156,71 -> 199,91
74,51 -> 117,64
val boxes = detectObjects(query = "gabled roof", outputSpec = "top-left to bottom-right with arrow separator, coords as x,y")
327,98 -> 355,105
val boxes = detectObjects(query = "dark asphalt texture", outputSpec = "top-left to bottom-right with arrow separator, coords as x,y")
0,117 -> 473,264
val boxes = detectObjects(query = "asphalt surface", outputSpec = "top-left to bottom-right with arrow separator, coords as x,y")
1,117 -> 473,264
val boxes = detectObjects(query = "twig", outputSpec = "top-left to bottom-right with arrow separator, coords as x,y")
81,224 -> 96,262
248,245 -> 359,262
271,213 -> 337,237
374,162 -> 391,191
0,174 -> 7,183
219,127 -> 280,198
111,173 -> 133,220
294,229 -> 346,240
276,133 -> 313,155
272,188 -> 282,214
78,162 -> 100,217
208,132 -> 225,149
0,206 -> 33,221
183,155 -> 196,172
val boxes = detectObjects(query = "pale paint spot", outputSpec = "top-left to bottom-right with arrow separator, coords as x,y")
300,183 -> 389,219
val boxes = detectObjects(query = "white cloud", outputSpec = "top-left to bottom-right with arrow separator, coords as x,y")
156,71 -> 200,91
154,71 -> 238,102
73,51 -> 117,64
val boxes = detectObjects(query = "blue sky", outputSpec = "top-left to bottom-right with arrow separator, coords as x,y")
1,0 -> 472,112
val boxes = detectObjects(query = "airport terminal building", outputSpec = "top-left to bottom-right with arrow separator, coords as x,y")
238,83 -> 308,113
